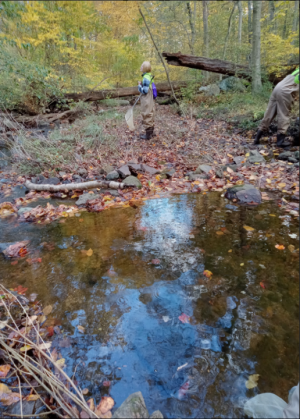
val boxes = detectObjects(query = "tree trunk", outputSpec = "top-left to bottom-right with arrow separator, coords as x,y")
65,81 -> 187,102
238,1 -> 242,46
202,0 -> 209,80
282,8 -> 288,39
161,52 -> 296,85
222,1 -> 237,61
268,0 -> 276,33
247,1 -> 252,44
251,0 -> 262,93
186,1 -> 196,54
163,52 -> 251,79
292,0 -> 299,31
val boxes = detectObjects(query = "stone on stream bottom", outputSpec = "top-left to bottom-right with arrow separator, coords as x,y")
123,176 -> 142,188
103,165 -> 115,174
225,184 -> 262,204
6,399 -> 43,417
113,392 -> 150,418
76,193 -> 101,206
194,164 -> 212,174
17,207 -> 32,215
278,151 -> 294,161
150,411 -> 164,418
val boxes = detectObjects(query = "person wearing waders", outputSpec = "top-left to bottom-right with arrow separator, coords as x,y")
254,67 -> 299,147
138,61 -> 155,140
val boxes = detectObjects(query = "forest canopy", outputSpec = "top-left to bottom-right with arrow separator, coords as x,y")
0,0 -> 299,111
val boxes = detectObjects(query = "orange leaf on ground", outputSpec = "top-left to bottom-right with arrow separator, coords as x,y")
203,270 -> 213,279
178,313 -> 190,324
95,396 -> 115,416
275,244 -> 285,250
260,282 -> 266,289
0,365 -> 10,378
151,259 -> 160,265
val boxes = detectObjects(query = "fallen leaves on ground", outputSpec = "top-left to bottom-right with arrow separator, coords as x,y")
77,325 -> 85,333
245,374 -> 260,389
151,259 -> 160,265
3,241 -> 29,258
43,305 -> 53,316
178,313 -> 190,324
95,396 -> 115,417
0,365 -> 10,378
81,248 -> 93,257
0,383 -> 21,406
260,282 -> 266,289
275,244 -> 285,250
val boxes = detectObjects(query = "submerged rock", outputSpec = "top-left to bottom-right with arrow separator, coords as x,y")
113,391 -> 149,418
225,184 -> 262,204
150,411 -> 164,418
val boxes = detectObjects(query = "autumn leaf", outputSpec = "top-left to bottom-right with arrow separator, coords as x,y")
275,244 -> 285,250
77,325 -> 85,333
0,383 -> 21,406
82,388 -> 89,395
245,374 -> 260,389
14,285 -> 28,295
43,305 -> 53,316
178,313 -> 190,324
243,225 -> 255,232
4,241 -> 29,258
216,231 -> 224,235
55,358 -> 65,368
0,365 -> 10,378
95,396 -> 115,416
203,270 -> 213,279
25,394 -> 40,401
260,282 -> 266,289
151,259 -> 160,265
20,345 -> 32,352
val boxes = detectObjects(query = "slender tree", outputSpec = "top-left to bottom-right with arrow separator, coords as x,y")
251,0 -> 262,93
292,0 -> 299,32
202,0 -> 209,80
186,1 -> 196,54
247,0 -> 252,43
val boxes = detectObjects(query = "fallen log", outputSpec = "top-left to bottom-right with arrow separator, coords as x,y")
65,81 -> 189,102
25,180 -> 133,192
162,52 -> 298,84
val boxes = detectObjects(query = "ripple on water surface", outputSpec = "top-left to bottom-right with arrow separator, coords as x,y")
0,192 -> 299,418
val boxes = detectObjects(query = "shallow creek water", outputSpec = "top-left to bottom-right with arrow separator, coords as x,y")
0,192 -> 299,418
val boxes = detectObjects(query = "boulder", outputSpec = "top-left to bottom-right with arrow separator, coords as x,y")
278,151 -> 293,161
194,164 -> 212,174
40,177 -> 60,185
72,175 -> 82,182
161,168 -> 176,179
233,156 -> 246,165
123,176 -> 142,188
221,164 -> 238,172
99,189 -> 119,197
78,168 -> 87,176
117,165 -> 131,179
103,165 -> 115,174
128,163 -> 142,172
247,151 -> 265,164
141,164 -> 161,175
288,157 -> 298,163
113,392 -> 149,418
107,171 -> 120,180
31,174 -> 45,184
294,150 -> 299,160
225,184 -> 261,204
189,173 -> 208,182
219,76 -> 246,92
199,84 -> 220,96
215,168 -> 224,179
150,411 -> 164,418
76,193 -> 101,206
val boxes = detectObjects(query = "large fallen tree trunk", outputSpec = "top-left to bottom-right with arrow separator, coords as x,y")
162,52 -> 298,84
66,81 -> 188,102
25,180 -> 133,192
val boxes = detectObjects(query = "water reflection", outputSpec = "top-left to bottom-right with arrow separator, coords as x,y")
0,192 -> 298,418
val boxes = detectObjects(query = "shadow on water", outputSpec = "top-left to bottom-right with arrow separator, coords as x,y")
0,192 -> 299,418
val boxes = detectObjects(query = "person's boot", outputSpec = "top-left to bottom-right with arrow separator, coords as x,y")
276,133 -> 290,148
146,127 -> 154,140
253,130 -> 263,145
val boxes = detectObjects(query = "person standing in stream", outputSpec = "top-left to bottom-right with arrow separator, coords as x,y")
138,61 -> 155,140
254,67 -> 299,148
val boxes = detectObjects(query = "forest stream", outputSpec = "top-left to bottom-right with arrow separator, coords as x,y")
0,191 -> 298,418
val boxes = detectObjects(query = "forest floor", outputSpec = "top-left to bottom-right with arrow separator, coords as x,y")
0,101 -> 299,223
